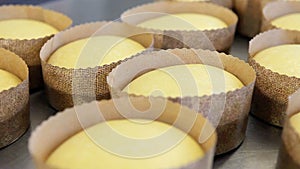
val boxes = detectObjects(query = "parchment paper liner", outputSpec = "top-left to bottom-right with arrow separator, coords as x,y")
0,48 -> 29,148
261,1 -> 300,32
40,21 -> 153,111
276,89 -> 300,169
248,29 -> 300,127
155,0 -> 233,9
29,96 -> 217,169
234,0 -> 270,37
107,48 -> 256,155
121,1 -> 237,53
0,5 -> 72,90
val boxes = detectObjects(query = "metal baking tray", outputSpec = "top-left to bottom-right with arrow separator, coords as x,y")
0,0 -> 282,168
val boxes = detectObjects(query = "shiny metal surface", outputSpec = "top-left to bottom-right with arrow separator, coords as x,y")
0,0 -> 282,169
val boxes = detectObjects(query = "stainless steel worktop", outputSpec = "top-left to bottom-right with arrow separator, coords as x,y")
0,0 -> 282,169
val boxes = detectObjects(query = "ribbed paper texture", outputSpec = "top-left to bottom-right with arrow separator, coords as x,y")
107,48 -> 256,154
40,21 -> 153,111
0,48 -> 29,148
277,89 -> 300,169
249,29 -> 300,127
29,97 -> 217,169
0,5 -> 72,89
121,1 -> 237,53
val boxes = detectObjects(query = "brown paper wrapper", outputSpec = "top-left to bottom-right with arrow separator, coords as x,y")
276,89 -> 300,169
261,1 -> 300,32
121,1 -> 237,53
234,0 -> 300,37
107,48 -> 256,155
248,29 -> 300,127
234,0 -> 293,37
155,0 -> 233,8
29,96 -> 217,169
40,21 -> 153,111
0,48 -> 29,148
0,5 -> 72,90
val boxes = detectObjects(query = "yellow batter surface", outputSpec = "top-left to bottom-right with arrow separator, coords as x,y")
271,13 -> 300,31
124,64 -> 244,97
0,69 -> 22,92
290,112 -> 300,134
48,35 -> 145,68
138,13 -> 227,31
47,119 -> 204,169
253,44 -> 300,78
0,19 -> 58,40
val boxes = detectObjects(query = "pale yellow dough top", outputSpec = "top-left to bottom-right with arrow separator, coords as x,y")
47,119 -> 204,169
290,112 -> 300,134
47,35 -> 145,69
0,69 -> 22,92
124,64 -> 244,98
138,13 -> 227,31
253,44 -> 300,78
0,19 -> 58,40
271,13 -> 300,31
